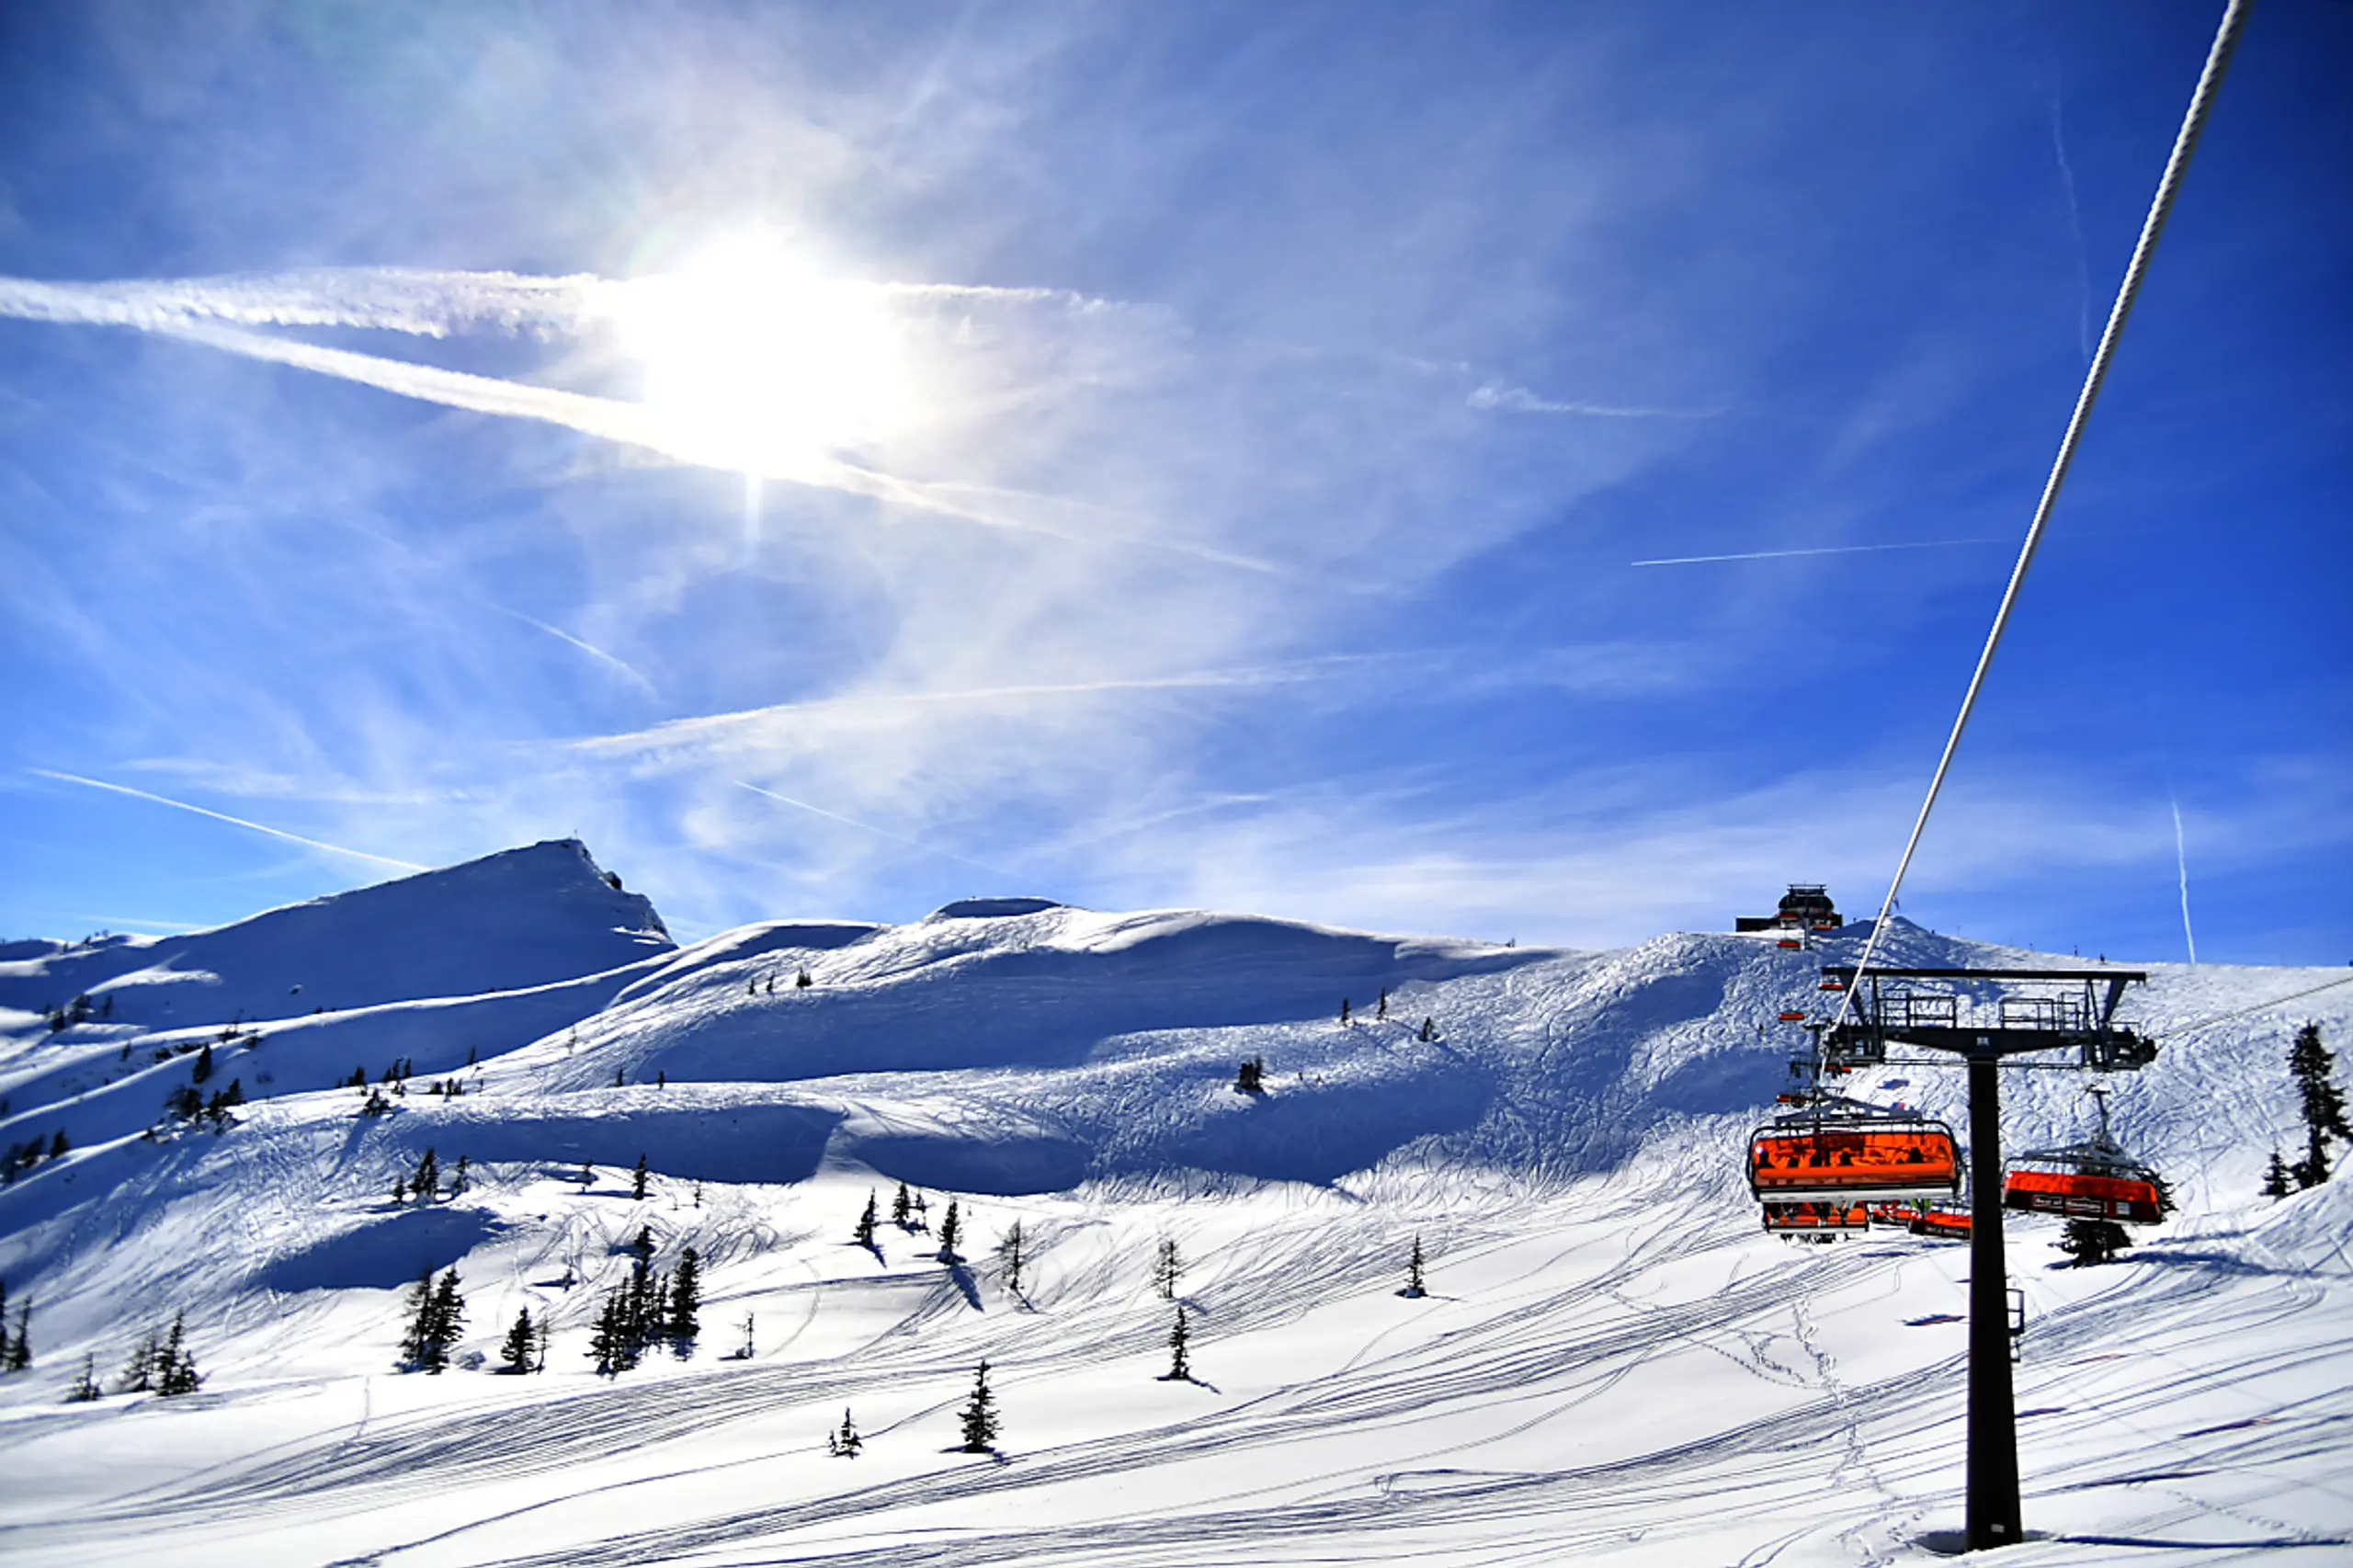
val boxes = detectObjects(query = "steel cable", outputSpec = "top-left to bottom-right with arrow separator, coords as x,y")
1833,0 -> 2251,1025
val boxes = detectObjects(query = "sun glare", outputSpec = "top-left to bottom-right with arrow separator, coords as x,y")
616,235 -> 913,478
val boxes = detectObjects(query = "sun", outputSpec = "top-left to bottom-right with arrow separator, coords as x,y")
614,234 -> 914,478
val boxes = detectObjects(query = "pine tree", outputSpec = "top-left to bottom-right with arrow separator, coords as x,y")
426,1269 -> 465,1372
632,1224 -> 655,1265
47,1130 -> 68,1160
996,1221 -> 1027,1295
633,1153 -> 649,1200
958,1360 -> 999,1453
671,1247 -> 701,1345
398,1267 -> 435,1367
2,1298 -> 27,1370
830,1406 -> 862,1457
2262,1149 -> 2292,1199
1161,1304 -> 1191,1381
1402,1234 -> 1427,1299
1339,997 -> 1351,1026
1378,988 -> 1389,1020
589,1290 -> 626,1376
1420,1017 -> 1438,1042
2289,1023 -> 2351,1188
413,1147 -> 439,1202
450,1154 -> 469,1196
191,1040 -> 214,1085
938,1199 -> 962,1263
119,1331 -> 158,1393
155,1313 -> 201,1395
796,968 -> 813,989
1235,1056 -> 1264,1095
2058,1218 -> 2131,1267
854,1190 -> 880,1248
1153,1237 -> 1182,1301
67,1351 -> 100,1402
891,1182 -> 914,1229
500,1309 -> 537,1373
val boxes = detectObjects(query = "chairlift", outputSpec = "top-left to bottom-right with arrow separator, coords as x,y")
1908,1204 -> 1971,1242
2002,1088 -> 2166,1224
1746,1096 -> 1962,1204
1777,937 -> 1803,950
1817,977 -> 1848,993
1778,1009 -> 1808,1022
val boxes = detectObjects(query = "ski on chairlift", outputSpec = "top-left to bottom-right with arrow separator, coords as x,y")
1760,1199 -> 1871,1241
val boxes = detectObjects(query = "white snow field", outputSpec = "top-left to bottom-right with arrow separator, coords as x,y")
1,841 -> 2348,1566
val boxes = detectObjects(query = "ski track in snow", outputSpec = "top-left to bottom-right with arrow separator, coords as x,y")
1,844 -> 2349,1566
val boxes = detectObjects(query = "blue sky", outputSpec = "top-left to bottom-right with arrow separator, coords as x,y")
1,1 -> 2346,962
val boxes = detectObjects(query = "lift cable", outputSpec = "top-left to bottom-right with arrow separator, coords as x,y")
1832,0 -> 2251,1032
2158,971 -> 2353,1045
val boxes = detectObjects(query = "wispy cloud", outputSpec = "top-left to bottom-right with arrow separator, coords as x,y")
1468,381 -> 1721,420
29,769 -> 427,872
736,780 -> 1017,880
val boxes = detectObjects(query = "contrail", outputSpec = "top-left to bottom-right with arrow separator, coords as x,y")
2170,795 -> 2198,966
30,768 -> 426,872
1631,538 -> 2001,568
0,269 -> 1278,573
2051,88 -> 2095,366
494,608 -> 659,701
735,780 -> 1017,881
574,664 -> 1336,757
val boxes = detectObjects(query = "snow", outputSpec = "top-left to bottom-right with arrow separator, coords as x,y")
1,843 -> 2348,1565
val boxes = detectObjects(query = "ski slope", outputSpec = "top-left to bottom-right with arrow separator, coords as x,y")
0,843 -> 2347,1566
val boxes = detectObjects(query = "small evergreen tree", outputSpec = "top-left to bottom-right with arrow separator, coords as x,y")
1420,1017 -> 1438,1042
958,1360 -> 999,1453
1153,1237 -> 1182,1301
670,1248 -> 701,1346
854,1190 -> 880,1249
2057,1218 -> 2131,1267
155,1313 -> 201,1396
3,1297 -> 27,1370
1378,988 -> 1389,1020
891,1182 -> 914,1229
1339,997 -> 1351,1026
633,1153 -> 650,1200
412,1147 -> 440,1203
1235,1057 -> 1265,1095
47,1130 -> 68,1160
1402,1234 -> 1427,1299
1161,1304 -> 1191,1382
2289,1023 -> 2351,1188
796,968 -> 813,989
191,1040 -> 214,1085
996,1221 -> 1027,1295
500,1309 -> 536,1373
67,1351 -> 100,1402
450,1154 -> 470,1196
937,1199 -> 962,1263
631,1225 -> 655,1265
119,1331 -> 158,1393
589,1290 -> 628,1376
2261,1149 -> 2292,1199
828,1407 -> 863,1457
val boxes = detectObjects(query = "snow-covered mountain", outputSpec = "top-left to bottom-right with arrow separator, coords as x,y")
0,844 -> 2347,1566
